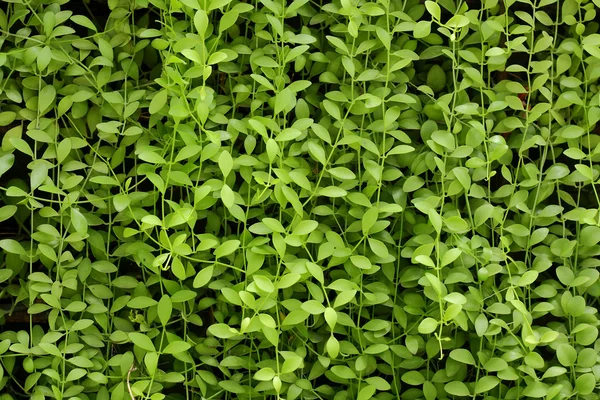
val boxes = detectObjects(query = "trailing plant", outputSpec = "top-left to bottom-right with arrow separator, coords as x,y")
0,0 -> 600,399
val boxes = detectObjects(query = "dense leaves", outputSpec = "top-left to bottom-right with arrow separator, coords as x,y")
0,0 -> 600,399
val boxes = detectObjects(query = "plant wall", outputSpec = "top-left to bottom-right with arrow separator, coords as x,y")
0,0 -> 600,399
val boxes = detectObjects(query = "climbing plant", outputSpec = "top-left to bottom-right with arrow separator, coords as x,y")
0,0 -> 600,399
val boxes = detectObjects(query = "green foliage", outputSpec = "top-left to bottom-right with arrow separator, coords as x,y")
0,0 -> 599,399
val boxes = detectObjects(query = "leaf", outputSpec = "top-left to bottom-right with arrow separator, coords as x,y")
308,142 -> 327,165
362,207 -> 379,235
221,184 -> 235,208
208,323 -> 240,339
171,257 -> 187,280
474,376 -> 499,394
576,373 -> 596,395
254,368 -> 275,381
113,194 -> 131,212
357,385 -> 376,400
149,89 -> 168,114
402,371 -> 425,385
318,186 -> 347,197
0,111 -> 16,126
129,333 -> 156,352
326,36 -> 349,55
301,300 -> 326,315
322,100 -> 342,120
557,344 -> 577,366
425,1 -> 441,19
445,381 -> 471,396
326,335 -> 339,358
30,162 -> 48,190
194,10 -> 209,36
0,154 -> 15,178
418,317 -> 438,334
328,167 -> 356,180
266,138 -> 279,162
368,238 -> 389,258
138,149 -> 166,164
282,310 -> 309,326
57,138 -> 72,164
218,150 -> 233,178
253,275 -> 275,293
275,88 -> 295,115
330,365 -> 356,380
0,205 -> 17,223
193,265 -> 213,288
70,208 -> 88,235
214,240 -> 240,258
219,10 -> 238,33
450,349 -> 476,365
128,296 -> 158,309
208,51 -> 227,65
293,220 -> 318,236
157,295 -> 172,326
71,15 -> 97,31
38,85 -> 56,113
350,255 -> 371,269
71,319 -> 93,331
163,341 -> 191,354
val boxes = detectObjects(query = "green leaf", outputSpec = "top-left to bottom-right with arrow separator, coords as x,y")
219,10 -> 238,33
326,335 -> 339,358
576,373 -> 596,395
474,376 -> 499,394
149,89 -> 168,114
254,368 -> 275,381
0,206 -> 17,222
330,365 -> 356,380
350,255 -> 371,270
418,317 -> 438,334
557,344 -> 577,366
113,194 -> 131,212
401,371 -> 425,385
163,341 -> 191,354
445,381 -> 470,396
218,150 -> 233,178
0,239 -> 25,256
208,51 -> 228,65
322,100 -> 342,120
0,154 -> 15,178
38,85 -> 56,113
221,184 -> 235,208
194,10 -> 209,36
214,240 -> 240,258
326,36 -> 349,55
275,88 -> 295,115
450,349 -> 476,365
308,142 -> 327,165
157,295 -> 172,326
128,296 -> 158,309
253,275 -> 275,293
129,333 -> 156,352
362,207 -> 379,235
71,15 -> 97,31
282,310 -> 309,326
208,323 -> 240,339
318,186 -> 347,197
0,111 -> 16,126
70,208 -> 88,235
193,265 -> 213,288
425,0 -> 441,19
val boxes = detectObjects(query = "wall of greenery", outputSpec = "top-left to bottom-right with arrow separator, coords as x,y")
0,0 -> 599,399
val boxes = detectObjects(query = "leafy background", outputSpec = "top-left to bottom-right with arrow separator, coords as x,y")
0,0 -> 600,399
